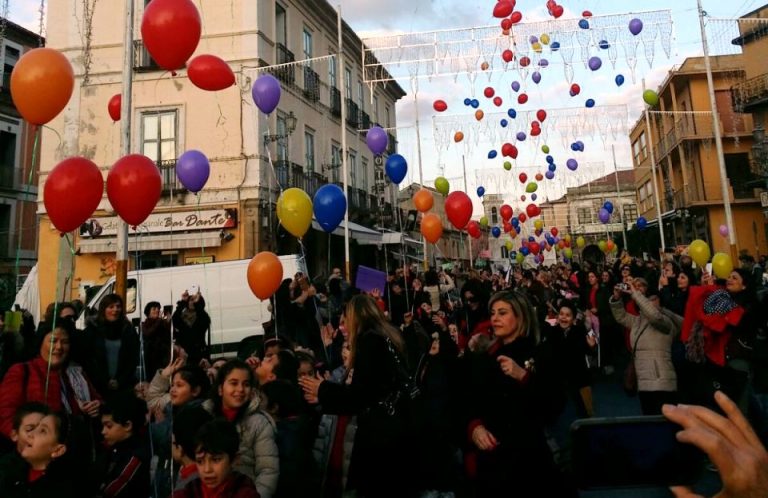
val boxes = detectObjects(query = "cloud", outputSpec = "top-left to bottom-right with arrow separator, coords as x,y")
9,0 -> 43,34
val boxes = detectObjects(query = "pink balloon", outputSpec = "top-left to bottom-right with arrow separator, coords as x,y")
719,224 -> 729,237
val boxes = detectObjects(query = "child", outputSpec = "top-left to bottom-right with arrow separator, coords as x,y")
0,408 -> 76,498
171,405 -> 213,491
99,393 -> 150,498
174,419 -> 259,498
7,402 -> 48,455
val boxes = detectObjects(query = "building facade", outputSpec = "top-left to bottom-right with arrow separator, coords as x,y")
37,0 -> 405,306
628,54 -> 767,258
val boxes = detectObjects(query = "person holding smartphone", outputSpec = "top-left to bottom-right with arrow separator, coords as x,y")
140,301 -> 171,379
172,288 -> 211,368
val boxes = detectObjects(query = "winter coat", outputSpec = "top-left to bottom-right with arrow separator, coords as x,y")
141,317 -> 171,378
172,472 -> 260,498
316,327 -> 418,496
312,414 -> 357,495
0,357 -> 100,438
274,415 -> 317,498
172,299 -> 211,366
424,274 -> 455,311
0,452 -> 77,498
100,436 -> 151,498
681,285 -> 746,367
81,318 -> 139,395
146,369 -> 171,416
202,397 -> 279,498
611,291 -> 678,392
542,322 -> 594,390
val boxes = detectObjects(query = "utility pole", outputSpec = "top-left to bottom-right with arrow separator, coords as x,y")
462,155 -> 473,269
612,145 -> 629,250
698,0 -> 738,261
643,79 -> 667,253
115,0 -> 135,302
413,82 -> 428,270
337,5 -> 350,280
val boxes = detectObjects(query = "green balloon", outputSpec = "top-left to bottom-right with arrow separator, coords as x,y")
435,176 -> 450,196
541,145 -> 550,154
503,161 -> 512,171
643,89 -> 659,106
598,240 -> 607,251
564,248 -> 573,259
526,182 -> 538,193
515,252 -> 524,263
479,216 -> 489,227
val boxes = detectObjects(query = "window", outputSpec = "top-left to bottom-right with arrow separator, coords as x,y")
276,112 -> 288,162
304,127 -> 315,172
360,158 -> 368,192
577,207 -> 593,224
328,55 -> 337,88
330,141 -> 341,183
623,203 -> 638,223
141,110 -> 177,162
385,107 -> 391,128
275,3 -> 287,46
344,68 -> 351,99
501,246 -> 509,259
373,95 -> 379,124
302,28 -> 312,60
632,131 -> 648,165
357,81 -> 365,112
1,41 -> 20,88
349,149 -> 357,186
491,207 -> 498,225
0,117 -> 19,188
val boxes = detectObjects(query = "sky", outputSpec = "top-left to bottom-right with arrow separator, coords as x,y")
6,0 -> 763,217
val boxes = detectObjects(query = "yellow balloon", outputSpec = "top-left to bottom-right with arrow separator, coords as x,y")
564,248 -> 573,259
479,216 -> 489,227
688,239 -> 711,267
516,252 -> 524,263
505,240 -> 513,250
541,33 -> 551,45
598,240 -> 607,252
576,236 -> 585,248
564,234 -> 572,243
711,252 -> 734,279
532,42 -> 543,53
534,220 -> 544,230
276,188 -> 313,238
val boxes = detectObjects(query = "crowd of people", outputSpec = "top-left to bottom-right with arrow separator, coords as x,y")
0,252 -> 766,497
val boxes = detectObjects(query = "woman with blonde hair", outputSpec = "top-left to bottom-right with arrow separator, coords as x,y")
300,294 -> 418,498
465,290 -> 574,497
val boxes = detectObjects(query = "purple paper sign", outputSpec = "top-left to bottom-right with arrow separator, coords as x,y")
355,265 -> 387,296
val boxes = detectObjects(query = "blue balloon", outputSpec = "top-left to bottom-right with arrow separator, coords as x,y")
500,119 -> 508,127
515,225 -> 521,233
477,186 -> 485,197
517,132 -> 527,141
508,108 -> 517,119
528,236 -> 535,242
471,99 -> 480,108
385,153 -> 408,184
579,19 -> 590,29
599,40 -> 610,49
548,163 -> 556,172
615,74 -> 625,86
636,216 -> 647,230
585,98 -> 595,108
520,246 -> 530,256
464,98 -> 471,106
532,71 -> 541,84
571,142 -> 580,151
603,200 -> 614,214
313,184 -> 347,232
488,150 -> 498,159
531,193 -> 537,201
491,226 -> 501,238
576,141 -> 585,151
545,170 -> 555,179
546,155 -> 554,164
511,217 -> 519,226
551,41 -> 560,51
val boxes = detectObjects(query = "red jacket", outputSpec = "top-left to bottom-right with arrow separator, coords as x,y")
681,285 -> 745,367
0,357 -> 100,437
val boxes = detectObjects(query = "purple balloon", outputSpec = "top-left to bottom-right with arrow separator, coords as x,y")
539,59 -> 549,67
511,81 -> 521,92
629,18 -> 643,36
531,193 -> 537,201
252,74 -> 281,114
566,158 -> 578,171
516,131 -> 527,141
599,208 -> 611,224
366,126 -> 389,155
545,170 -> 555,179
529,35 -> 539,44
176,150 -> 210,193
532,71 -> 541,84
588,56 -> 602,71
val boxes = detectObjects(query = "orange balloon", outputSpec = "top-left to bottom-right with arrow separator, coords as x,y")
475,110 -> 484,121
420,213 -> 443,244
413,188 -> 434,212
11,48 -> 74,125
454,131 -> 464,143
481,61 -> 489,70
247,251 -> 283,300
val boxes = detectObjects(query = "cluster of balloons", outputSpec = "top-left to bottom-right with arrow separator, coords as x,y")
599,201 -> 614,224
493,0 -> 524,32
688,239 -> 734,279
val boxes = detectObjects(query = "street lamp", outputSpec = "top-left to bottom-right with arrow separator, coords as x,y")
262,110 -> 298,253
263,110 -> 298,146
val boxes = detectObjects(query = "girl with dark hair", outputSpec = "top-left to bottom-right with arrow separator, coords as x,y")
203,359 -> 278,498
81,294 -> 139,396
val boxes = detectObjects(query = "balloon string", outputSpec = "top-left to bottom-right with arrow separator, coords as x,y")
14,126 -> 40,287
195,194 -> 215,355
392,188 -> 410,312
44,233 -> 66,399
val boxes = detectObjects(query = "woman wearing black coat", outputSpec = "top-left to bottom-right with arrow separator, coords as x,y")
172,290 -> 211,366
466,291 -> 575,497
300,294 -> 418,498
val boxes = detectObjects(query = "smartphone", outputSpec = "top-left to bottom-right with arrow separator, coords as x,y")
705,263 -> 713,275
188,284 -> 200,295
571,416 -> 706,489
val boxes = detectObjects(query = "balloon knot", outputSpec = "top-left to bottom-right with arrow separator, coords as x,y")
171,70 -> 177,77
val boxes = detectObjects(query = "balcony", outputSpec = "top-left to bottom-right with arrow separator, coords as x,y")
360,111 -> 370,132
0,166 -> 15,189
133,40 -> 159,71
273,161 -> 312,190
732,73 -> 768,112
304,171 -> 325,198
387,132 -> 397,155
330,87 -> 341,117
303,66 -> 320,102
655,115 -> 716,160
346,100 -> 359,127
157,159 -> 185,193
271,43 -> 295,85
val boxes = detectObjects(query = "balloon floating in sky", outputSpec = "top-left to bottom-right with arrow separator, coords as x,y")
542,145 -> 550,154
477,186 -> 485,197
643,89 -> 660,106
615,74 -> 625,87
503,161 -> 512,171
435,177 -> 450,196
567,158 -> 579,171
500,119 -> 508,128
385,154 -> 408,184
588,56 -> 602,71
532,71 -> 541,84
454,131 -> 464,142
471,99 -> 480,108
508,108 -> 517,118
488,150 -> 498,159
551,41 -> 560,51
433,100 -> 447,112
599,40 -> 610,50
511,81 -> 520,92
570,83 -> 581,96
579,19 -> 590,29
585,98 -> 595,108
517,131 -> 527,141
598,208 -> 611,224
366,126 -> 388,155
502,49 -> 514,63
629,18 -> 644,36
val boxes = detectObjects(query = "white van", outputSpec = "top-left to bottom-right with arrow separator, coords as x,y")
76,255 -> 305,354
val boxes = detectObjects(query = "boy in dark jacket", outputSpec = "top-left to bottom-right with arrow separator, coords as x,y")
99,392 -> 150,498
171,406 -> 213,491
0,407 -> 76,498
173,419 -> 259,498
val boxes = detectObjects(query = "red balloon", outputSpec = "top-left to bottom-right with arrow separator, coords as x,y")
519,56 -> 530,67
535,173 -> 544,181
467,221 -> 481,239
500,204 -> 513,221
582,10 -> 593,17
518,213 -> 527,223
546,0 -> 556,8
108,94 -> 121,121
187,54 -> 235,91
558,240 -> 565,249
107,154 -> 162,227
484,87 -> 495,98
445,191 -> 473,230
526,203 -> 541,218
501,19 -> 513,31
552,5 -> 564,18
141,0 -> 201,73
508,144 -> 519,159
503,222 -> 513,233
519,172 -> 528,183
530,127 -> 541,137
433,99 -> 448,112
44,157 -> 104,233
570,83 -> 581,96
501,143 -> 514,157
510,11 -> 523,23
530,242 -> 540,255
551,227 -> 559,237
493,0 -> 513,18
536,109 -> 547,122
493,96 -> 503,107
531,120 -> 540,128
501,49 -> 514,62
518,93 -> 528,104
564,239 -> 571,248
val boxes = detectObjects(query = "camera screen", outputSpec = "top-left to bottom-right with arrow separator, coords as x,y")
571,417 -> 705,489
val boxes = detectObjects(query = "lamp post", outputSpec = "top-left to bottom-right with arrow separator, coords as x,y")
262,111 -> 298,251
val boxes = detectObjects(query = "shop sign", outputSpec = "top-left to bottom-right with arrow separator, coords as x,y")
80,209 -> 238,238
185,256 -> 215,264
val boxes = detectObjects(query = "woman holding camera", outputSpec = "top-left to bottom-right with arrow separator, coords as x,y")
172,288 -> 211,368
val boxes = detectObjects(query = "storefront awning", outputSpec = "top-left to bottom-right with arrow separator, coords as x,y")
642,210 -> 678,228
311,219 -> 384,245
78,232 -> 222,254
